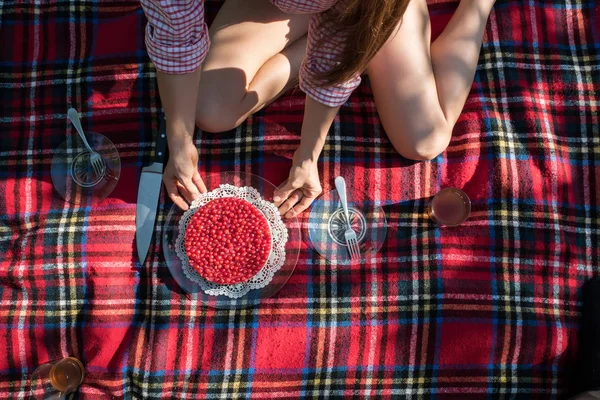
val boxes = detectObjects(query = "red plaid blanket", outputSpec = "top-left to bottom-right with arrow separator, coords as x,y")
1,0 -> 599,398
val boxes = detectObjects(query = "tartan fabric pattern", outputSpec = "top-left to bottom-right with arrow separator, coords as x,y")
0,0 -> 599,398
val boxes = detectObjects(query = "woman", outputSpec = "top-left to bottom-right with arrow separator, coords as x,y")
140,0 -> 496,217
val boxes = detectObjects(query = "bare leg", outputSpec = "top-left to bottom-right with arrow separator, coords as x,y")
367,0 -> 496,160
196,0 -> 309,132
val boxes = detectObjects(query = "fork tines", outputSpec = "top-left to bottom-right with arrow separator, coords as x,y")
345,232 -> 361,261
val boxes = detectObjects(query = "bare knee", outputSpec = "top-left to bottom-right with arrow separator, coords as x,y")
389,125 -> 452,161
398,140 -> 449,161
195,101 -> 242,133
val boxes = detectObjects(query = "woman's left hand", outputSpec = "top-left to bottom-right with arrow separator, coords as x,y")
273,155 -> 322,219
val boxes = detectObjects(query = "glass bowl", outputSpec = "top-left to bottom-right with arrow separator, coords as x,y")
308,187 -> 387,264
51,132 -> 120,205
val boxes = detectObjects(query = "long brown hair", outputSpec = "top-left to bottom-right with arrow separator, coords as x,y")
316,0 -> 411,86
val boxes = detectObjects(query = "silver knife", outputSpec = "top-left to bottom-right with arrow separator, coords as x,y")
136,114 -> 167,264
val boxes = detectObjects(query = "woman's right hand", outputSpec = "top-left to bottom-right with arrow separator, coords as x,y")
163,138 -> 207,210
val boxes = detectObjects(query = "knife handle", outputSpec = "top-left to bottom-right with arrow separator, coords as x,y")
153,113 -> 168,164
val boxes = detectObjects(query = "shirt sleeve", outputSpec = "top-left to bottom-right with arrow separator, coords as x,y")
299,12 -> 362,108
140,0 -> 209,74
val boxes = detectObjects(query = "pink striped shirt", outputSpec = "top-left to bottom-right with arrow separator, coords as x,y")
140,0 -> 361,107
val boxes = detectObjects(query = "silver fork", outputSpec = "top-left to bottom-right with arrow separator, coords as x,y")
67,108 -> 105,178
334,176 -> 360,261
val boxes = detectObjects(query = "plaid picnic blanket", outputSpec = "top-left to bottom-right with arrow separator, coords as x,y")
1,0 -> 599,398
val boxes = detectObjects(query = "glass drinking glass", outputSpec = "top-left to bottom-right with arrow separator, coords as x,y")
427,187 -> 471,226
29,357 -> 85,399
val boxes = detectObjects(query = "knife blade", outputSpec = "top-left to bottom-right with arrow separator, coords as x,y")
136,114 -> 168,264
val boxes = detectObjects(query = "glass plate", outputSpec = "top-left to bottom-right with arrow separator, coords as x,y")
308,188 -> 387,264
162,171 -> 301,309
51,132 -> 121,205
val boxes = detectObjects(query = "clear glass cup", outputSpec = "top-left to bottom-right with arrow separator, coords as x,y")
427,187 -> 471,226
29,357 -> 85,399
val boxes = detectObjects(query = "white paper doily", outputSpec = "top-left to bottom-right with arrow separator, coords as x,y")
175,184 -> 288,299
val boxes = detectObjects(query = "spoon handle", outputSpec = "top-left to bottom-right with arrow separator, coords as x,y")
67,108 -> 93,153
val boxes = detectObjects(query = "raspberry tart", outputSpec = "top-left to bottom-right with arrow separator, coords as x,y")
184,197 -> 272,285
